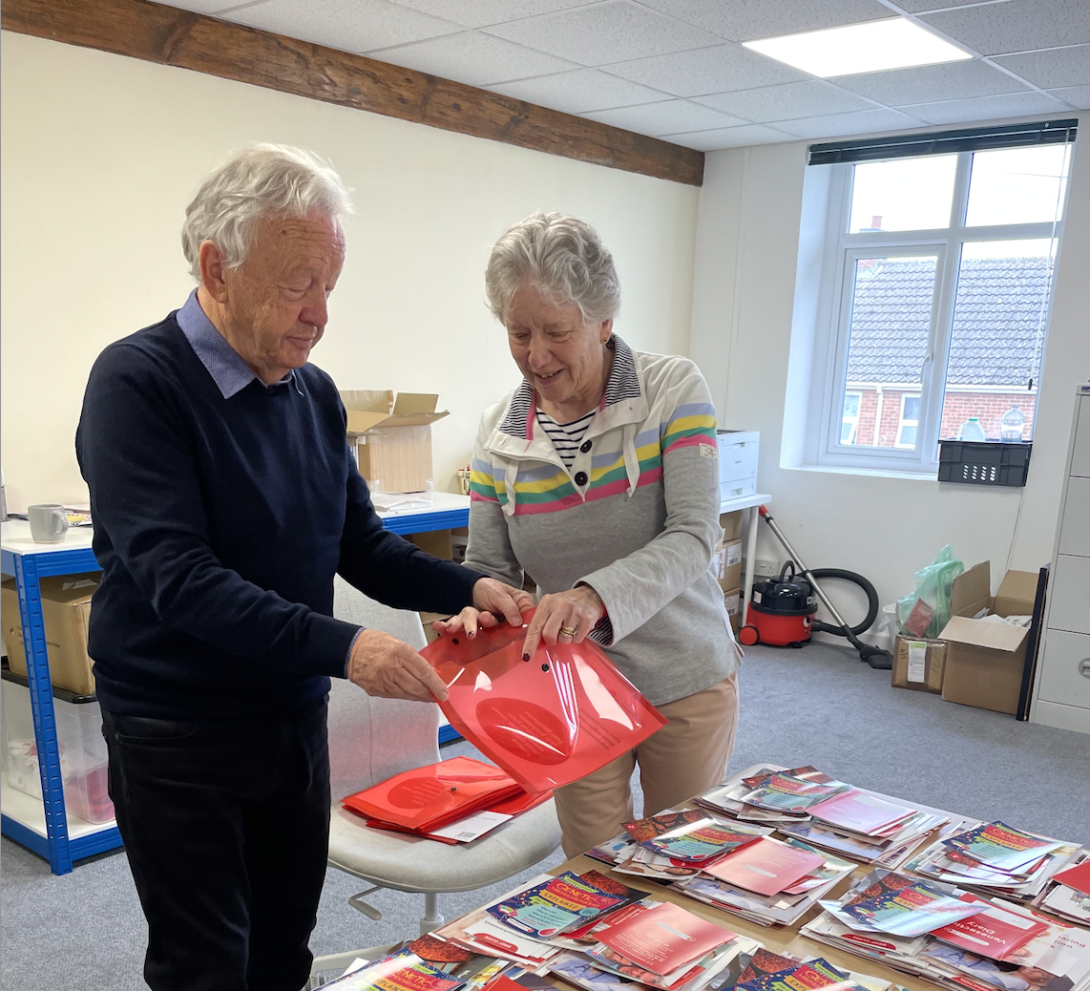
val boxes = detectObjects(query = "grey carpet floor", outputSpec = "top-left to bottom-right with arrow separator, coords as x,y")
3,640 -> 1089,991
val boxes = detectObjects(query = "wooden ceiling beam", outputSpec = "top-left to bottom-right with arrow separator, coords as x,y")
1,0 -> 705,186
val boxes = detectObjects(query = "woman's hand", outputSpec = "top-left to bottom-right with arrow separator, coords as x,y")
431,578 -> 535,638
522,585 -> 605,659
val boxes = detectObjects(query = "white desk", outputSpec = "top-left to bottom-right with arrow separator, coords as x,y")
720,492 -> 772,628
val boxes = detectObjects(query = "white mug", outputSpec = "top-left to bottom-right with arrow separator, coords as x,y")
28,504 -> 68,543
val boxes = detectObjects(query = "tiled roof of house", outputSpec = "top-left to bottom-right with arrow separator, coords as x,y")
846,256 -> 1053,387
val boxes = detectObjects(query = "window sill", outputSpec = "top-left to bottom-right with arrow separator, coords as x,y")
784,462 -> 939,481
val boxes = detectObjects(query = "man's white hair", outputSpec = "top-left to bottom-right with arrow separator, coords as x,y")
485,212 -> 621,326
181,143 -> 354,280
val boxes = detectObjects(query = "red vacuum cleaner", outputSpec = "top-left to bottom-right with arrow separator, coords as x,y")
737,506 -> 892,670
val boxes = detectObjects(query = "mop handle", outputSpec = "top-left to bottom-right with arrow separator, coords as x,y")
757,506 -> 851,630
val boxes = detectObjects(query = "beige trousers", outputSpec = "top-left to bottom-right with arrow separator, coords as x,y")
554,672 -> 740,858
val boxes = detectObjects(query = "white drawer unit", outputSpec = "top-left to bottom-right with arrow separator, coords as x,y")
1031,385 -> 1090,734
718,430 -> 759,501
1037,630 -> 1090,709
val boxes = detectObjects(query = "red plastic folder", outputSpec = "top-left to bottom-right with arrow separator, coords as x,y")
341,756 -> 523,832
421,612 -> 667,794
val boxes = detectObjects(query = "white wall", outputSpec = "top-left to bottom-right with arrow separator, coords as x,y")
0,30 -> 699,511
691,124 -> 1090,613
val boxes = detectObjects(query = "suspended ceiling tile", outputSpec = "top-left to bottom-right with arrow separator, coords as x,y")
482,0 -> 723,66
604,43 -> 810,97
893,0 -> 1007,10
920,0 -> 1090,56
635,0 -> 891,44
225,0 -> 462,54
662,123 -> 793,150
584,99 -> 749,136
772,107 -> 926,139
900,90 -> 1071,125
484,69 -> 672,114
366,30 -> 580,85
831,58 -> 1029,106
385,0 -> 593,29
694,79 -> 878,122
1047,84 -> 1090,109
992,44 -> 1090,90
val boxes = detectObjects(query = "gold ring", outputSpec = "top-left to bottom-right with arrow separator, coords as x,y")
559,624 -> 578,638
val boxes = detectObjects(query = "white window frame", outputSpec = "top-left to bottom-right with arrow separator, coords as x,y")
896,393 -> 921,449
804,148 -> 1068,476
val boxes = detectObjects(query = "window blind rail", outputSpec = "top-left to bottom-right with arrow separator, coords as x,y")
808,118 -> 1077,166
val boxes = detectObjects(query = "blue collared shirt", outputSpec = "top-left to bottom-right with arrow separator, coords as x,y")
176,289 -> 295,397
176,288 -> 362,672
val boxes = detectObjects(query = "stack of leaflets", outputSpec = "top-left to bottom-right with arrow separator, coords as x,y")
1035,859 -> 1090,925
905,821 -> 1082,904
801,869 -> 1090,991
696,767 -> 952,871
541,900 -> 759,991
671,836 -> 856,927
434,869 -> 643,969
316,940 -> 504,991
588,810 -> 774,882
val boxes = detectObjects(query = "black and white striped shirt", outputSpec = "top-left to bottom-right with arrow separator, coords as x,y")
536,408 -> 595,469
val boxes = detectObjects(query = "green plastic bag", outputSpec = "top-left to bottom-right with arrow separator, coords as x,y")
896,545 -> 964,639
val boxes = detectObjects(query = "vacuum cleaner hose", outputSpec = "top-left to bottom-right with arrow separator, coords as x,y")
808,569 -> 880,638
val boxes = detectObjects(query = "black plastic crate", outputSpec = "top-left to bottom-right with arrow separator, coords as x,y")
937,440 -> 1032,486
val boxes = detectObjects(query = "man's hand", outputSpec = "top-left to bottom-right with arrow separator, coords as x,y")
347,629 -> 449,703
430,578 -> 534,638
522,585 -> 605,660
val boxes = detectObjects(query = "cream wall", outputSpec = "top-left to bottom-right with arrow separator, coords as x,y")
690,122 -> 1090,615
0,30 -> 700,511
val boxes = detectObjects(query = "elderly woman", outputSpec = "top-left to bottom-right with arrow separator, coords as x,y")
441,212 -> 741,857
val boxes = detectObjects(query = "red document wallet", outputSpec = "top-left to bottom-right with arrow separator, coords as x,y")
341,756 -> 523,833
421,611 -> 667,794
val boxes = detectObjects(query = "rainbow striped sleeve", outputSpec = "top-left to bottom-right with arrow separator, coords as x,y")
661,402 -> 718,455
469,457 -> 504,504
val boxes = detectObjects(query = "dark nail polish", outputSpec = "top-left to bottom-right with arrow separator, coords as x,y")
468,631 -> 476,638
522,653 -> 530,662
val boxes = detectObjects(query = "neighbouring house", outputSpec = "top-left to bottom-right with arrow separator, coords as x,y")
842,255 -> 1050,448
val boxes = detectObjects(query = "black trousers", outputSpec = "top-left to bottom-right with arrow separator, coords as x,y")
102,700 -> 330,991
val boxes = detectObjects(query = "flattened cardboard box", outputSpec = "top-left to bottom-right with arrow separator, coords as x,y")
892,635 -> 946,693
713,537 -> 743,592
340,390 -> 449,494
1,574 -> 99,695
938,562 -> 1037,715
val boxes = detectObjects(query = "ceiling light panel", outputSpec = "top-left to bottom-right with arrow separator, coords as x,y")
743,17 -> 972,78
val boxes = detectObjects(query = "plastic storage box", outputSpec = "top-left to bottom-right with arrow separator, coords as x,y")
937,440 -> 1032,487
1,671 -> 114,824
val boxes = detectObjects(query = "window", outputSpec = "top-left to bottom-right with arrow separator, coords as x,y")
798,120 -> 1075,475
841,392 -> 861,444
897,395 -> 921,448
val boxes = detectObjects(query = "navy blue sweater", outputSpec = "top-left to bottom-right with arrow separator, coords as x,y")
76,313 -> 481,720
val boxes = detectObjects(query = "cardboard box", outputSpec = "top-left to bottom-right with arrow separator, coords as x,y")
938,562 -> 1038,715
1,574 -> 99,695
720,510 -> 743,542
892,635 -> 946,693
340,390 -> 449,494
713,537 -> 743,592
724,587 -> 742,634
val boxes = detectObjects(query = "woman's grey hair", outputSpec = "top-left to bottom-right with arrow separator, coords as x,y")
181,143 -> 354,281
485,212 -> 621,326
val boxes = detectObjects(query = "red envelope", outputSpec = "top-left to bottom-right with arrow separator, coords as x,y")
421,611 -> 667,794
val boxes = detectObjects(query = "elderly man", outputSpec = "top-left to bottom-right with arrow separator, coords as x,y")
76,144 -> 529,991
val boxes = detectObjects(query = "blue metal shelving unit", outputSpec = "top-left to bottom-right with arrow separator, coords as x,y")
1,496 -> 469,873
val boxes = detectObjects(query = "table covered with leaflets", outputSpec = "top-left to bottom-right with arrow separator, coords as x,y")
325,761 -> 1089,991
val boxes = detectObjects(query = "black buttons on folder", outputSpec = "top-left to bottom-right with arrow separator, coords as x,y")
580,439 -> 592,453
574,471 -> 588,486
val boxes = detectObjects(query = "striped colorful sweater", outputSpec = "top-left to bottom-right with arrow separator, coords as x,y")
466,336 -> 739,707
